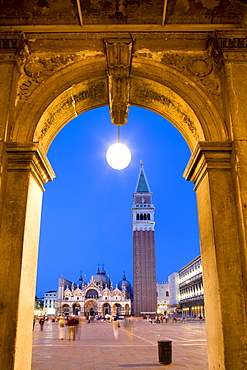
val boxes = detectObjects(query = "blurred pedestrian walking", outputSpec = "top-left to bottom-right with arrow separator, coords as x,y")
58,316 -> 65,340
67,316 -> 76,341
124,316 -> 134,340
113,317 -> 120,340
39,316 -> 45,331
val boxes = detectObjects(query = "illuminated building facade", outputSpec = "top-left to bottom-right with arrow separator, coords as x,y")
178,255 -> 204,318
56,268 -> 131,317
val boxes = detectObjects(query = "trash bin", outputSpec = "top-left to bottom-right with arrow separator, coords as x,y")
158,340 -> 172,365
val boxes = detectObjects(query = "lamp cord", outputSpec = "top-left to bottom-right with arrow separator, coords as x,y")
118,126 -> 120,143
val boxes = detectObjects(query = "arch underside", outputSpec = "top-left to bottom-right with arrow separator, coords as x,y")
12,57 -> 229,153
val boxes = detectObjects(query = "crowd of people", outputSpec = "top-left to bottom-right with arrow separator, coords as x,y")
33,314 -> 135,341
33,313 -> 204,342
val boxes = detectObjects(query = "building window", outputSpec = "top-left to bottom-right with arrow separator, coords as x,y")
136,260 -> 139,264
136,251 -> 139,254
166,291 -> 169,297
136,270 -> 139,273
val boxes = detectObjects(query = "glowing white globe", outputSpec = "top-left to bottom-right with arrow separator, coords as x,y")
106,142 -> 131,170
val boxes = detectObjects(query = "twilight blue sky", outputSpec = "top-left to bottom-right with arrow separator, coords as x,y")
36,106 -> 200,297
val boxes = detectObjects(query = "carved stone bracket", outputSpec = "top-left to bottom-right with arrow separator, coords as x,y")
104,38 -> 134,126
207,33 -> 223,68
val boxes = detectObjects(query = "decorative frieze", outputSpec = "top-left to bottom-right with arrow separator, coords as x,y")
135,49 -> 221,97
17,54 -> 77,100
219,38 -> 247,49
0,32 -> 30,66
207,34 -> 247,65
0,39 -> 19,50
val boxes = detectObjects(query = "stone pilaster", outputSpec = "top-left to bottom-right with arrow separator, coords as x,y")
184,141 -> 247,370
0,143 -> 54,370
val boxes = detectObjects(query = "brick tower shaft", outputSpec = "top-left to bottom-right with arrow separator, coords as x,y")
132,161 -> 157,316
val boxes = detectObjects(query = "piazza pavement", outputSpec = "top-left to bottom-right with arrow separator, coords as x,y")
32,318 -> 207,370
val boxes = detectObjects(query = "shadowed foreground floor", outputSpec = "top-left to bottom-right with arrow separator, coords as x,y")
32,319 -> 207,370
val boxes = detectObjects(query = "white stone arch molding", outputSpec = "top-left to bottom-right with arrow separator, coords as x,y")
11,57 -> 108,152
130,57 -> 229,150
10,55 -> 229,155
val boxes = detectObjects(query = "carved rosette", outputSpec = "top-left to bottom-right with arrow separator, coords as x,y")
158,51 -> 220,97
187,57 -> 213,77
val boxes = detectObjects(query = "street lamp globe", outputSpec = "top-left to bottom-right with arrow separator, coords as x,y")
106,142 -> 131,170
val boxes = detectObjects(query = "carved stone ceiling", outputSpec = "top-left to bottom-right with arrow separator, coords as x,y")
0,0 -> 246,27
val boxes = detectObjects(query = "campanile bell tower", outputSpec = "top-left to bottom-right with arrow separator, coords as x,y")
132,161 -> 157,316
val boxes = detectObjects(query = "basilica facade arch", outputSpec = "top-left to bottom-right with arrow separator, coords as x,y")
0,2 -> 247,369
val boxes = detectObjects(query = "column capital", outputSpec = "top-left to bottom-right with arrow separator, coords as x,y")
183,141 -> 232,190
5,142 -> 55,190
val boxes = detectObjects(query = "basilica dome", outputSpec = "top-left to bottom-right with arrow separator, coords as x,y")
118,274 -> 131,292
91,267 -> 111,288
76,274 -> 84,289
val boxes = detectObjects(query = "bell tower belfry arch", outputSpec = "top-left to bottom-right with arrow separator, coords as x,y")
0,4 -> 247,368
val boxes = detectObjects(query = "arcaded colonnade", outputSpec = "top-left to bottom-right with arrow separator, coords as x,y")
0,24 -> 247,370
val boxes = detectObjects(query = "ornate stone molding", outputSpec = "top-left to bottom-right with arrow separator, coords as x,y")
0,32 -> 30,65
207,33 -> 247,64
104,38 -> 134,126
219,38 -> 247,49
183,141 -> 232,190
17,54 -> 77,101
134,50 -> 221,97
131,78 -> 201,141
6,142 -> 55,191
36,78 -> 106,142
0,39 -> 19,50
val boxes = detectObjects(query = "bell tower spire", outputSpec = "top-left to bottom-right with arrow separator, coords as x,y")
132,161 -> 156,316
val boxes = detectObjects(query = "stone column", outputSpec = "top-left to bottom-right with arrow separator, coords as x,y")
0,33 -> 28,233
0,143 -> 54,370
221,46 -> 247,314
184,142 -> 247,370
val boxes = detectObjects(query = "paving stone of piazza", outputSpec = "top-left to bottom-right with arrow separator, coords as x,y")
32,318 -> 207,370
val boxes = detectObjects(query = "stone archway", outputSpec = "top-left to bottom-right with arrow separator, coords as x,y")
62,304 -> 70,317
84,300 -> 98,317
0,29 -> 247,370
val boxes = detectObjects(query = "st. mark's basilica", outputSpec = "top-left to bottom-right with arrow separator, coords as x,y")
56,267 -> 132,317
